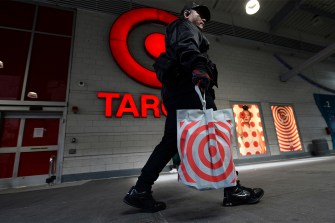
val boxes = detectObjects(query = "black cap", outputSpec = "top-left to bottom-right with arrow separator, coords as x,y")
182,2 -> 211,22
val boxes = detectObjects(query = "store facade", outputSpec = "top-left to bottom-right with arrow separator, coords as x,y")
0,0 -> 334,188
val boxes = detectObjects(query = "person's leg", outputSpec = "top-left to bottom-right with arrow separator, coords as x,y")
135,114 -> 178,192
222,156 -> 264,205
172,153 -> 180,168
221,146 -> 264,205
135,90 -> 205,191
123,100 -> 178,212
204,94 -> 265,206
123,90 -> 216,212
169,153 -> 180,173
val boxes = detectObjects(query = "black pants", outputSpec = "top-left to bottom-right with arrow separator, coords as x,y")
135,90 -> 216,192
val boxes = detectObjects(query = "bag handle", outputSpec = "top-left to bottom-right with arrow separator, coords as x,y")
195,86 -> 206,112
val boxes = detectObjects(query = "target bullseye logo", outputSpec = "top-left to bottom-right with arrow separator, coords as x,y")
178,121 -> 235,184
109,8 -> 177,88
144,33 -> 166,58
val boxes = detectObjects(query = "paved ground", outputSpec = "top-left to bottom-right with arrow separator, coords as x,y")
1,155 -> 335,223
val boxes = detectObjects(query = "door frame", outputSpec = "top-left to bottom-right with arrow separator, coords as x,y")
0,108 -> 66,189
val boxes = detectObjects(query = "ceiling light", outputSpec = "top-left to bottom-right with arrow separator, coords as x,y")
246,0 -> 260,15
0,61 -> 3,69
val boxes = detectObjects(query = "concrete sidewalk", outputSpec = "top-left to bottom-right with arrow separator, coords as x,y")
1,155 -> 335,223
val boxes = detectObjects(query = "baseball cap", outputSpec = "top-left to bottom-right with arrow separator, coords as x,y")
182,2 -> 211,22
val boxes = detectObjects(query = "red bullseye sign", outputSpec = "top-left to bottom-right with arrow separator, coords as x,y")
109,8 -> 177,88
178,120 -> 236,186
99,8 -> 176,118
144,33 -> 166,58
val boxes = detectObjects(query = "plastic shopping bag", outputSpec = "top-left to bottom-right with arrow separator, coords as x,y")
176,86 -> 237,190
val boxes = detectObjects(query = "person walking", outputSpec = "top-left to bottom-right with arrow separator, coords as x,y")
123,2 -> 264,213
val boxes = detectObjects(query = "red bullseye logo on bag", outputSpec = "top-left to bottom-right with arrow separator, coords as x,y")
177,118 -> 237,189
109,8 -> 177,88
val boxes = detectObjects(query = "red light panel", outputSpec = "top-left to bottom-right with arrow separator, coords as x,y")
109,8 -> 177,88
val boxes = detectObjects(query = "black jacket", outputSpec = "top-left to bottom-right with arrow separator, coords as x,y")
163,19 -> 218,99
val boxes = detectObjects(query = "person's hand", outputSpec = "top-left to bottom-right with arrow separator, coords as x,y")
192,69 -> 211,91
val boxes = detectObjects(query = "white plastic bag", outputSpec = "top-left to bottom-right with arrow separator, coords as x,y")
176,86 -> 237,190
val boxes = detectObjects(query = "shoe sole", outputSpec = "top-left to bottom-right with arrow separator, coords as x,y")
123,197 -> 166,213
123,197 -> 140,208
223,190 -> 264,206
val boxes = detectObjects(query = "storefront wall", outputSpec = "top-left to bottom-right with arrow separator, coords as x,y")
1,1 -> 334,186
62,8 -> 334,181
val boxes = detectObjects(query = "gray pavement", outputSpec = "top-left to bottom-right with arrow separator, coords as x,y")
1,155 -> 335,223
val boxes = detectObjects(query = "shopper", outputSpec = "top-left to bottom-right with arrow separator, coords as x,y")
123,2 -> 264,213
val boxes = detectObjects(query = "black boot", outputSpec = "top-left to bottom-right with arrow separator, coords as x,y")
223,180 -> 264,206
123,186 -> 166,212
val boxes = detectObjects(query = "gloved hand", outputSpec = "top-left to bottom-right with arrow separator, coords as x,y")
192,69 -> 211,90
